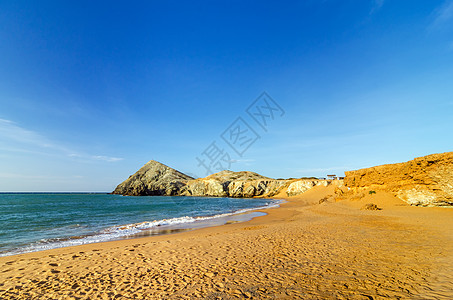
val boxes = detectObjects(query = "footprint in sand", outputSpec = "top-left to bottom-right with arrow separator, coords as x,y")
242,226 -> 266,230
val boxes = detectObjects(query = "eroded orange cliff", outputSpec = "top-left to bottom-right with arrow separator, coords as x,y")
342,152 -> 453,206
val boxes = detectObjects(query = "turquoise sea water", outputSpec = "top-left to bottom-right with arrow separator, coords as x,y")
0,193 -> 280,257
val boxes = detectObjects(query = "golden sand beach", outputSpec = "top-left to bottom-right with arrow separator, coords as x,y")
1,185 -> 453,299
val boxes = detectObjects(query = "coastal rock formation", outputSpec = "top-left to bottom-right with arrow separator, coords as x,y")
286,180 -> 329,197
113,152 -> 453,206
113,162 -> 330,198
181,170 -> 294,198
112,160 -> 194,196
181,178 -> 229,197
343,152 -> 453,206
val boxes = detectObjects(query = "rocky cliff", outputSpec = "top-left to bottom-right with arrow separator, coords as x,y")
112,161 -> 332,198
113,152 -> 453,206
181,171 -> 291,198
343,152 -> 453,206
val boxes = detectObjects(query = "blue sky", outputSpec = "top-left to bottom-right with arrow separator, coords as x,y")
1,0 -> 452,191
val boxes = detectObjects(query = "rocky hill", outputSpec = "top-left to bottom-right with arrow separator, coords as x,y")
342,152 -> 453,206
112,160 -> 194,196
112,161 -> 331,198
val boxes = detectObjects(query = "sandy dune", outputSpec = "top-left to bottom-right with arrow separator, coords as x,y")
1,186 -> 453,299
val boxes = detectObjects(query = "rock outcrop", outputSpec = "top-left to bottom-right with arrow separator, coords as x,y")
112,160 -> 194,196
113,161 -> 331,198
286,180 -> 329,196
181,171 -> 292,198
343,152 -> 453,206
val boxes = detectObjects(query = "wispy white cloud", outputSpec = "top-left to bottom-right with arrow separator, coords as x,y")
92,155 -> 123,162
429,0 -> 453,30
230,158 -> 256,163
0,118 -> 123,163
0,119 -> 52,148
68,153 -> 123,162
370,0 -> 384,14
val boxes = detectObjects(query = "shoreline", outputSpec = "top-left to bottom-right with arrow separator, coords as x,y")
1,185 -> 453,298
0,196 -> 282,258
0,210 -> 269,258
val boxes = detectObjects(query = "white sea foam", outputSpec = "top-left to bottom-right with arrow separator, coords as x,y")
0,199 -> 283,257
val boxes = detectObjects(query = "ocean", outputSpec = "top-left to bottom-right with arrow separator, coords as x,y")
0,193 -> 280,257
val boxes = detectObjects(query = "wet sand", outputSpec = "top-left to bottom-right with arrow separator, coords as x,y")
1,185 -> 453,299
